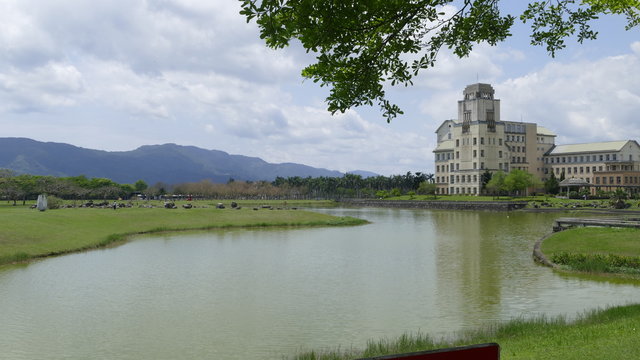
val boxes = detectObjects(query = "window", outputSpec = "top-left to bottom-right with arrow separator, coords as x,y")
499,139 -> 502,146
473,137 -> 477,145
606,154 -> 610,161
456,163 -> 460,170
568,167 -> 572,174
481,162 -> 485,169
473,150 -> 477,158
456,139 -> 459,147
580,156 -> 584,162
480,150 -> 484,157
462,111 -> 471,133
499,151 -> 502,158
613,154 -> 617,161
600,155 -> 604,161
473,162 -> 477,169
480,137 -> 484,145
617,177 -> 621,184
487,110 -> 495,132
456,151 -> 460,159
610,177 -> 614,184
596,177 -> 600,184
586,167 -> 590,173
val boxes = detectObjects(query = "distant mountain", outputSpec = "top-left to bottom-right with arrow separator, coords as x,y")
347,170 -> 380,178
0,138 -> 344,184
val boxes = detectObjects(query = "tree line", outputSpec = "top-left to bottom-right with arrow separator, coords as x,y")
0,170 -> 149,205
0,169 -> 437,203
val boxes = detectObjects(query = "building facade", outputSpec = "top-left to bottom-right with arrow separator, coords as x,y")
434,83 -> 640,195
546,141 -> 640,194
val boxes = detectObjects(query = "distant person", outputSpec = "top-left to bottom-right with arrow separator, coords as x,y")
113,201 -> 117,210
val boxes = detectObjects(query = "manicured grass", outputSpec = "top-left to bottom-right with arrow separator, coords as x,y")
541,227 -> 640,275
542,227 -> 640,258
0,202 -> 367,266
293,304 -> 640,360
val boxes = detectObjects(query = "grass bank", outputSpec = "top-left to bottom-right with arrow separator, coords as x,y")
293,304 -> 640,359
541,227 -> 640,275
0,203 -> 367,266
380,195 -> 640,210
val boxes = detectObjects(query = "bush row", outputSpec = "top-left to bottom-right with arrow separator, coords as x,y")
551,252 -> 640,273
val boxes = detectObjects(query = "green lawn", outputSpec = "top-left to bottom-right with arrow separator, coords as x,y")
0,202 -> 366,265
379,194 -> 640,209
294,304 -> 640,360
542,227 -> 640,258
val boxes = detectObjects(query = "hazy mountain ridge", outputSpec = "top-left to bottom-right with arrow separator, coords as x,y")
0,138 -> 346,184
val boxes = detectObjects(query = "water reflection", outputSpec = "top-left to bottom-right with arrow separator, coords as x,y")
0,208 -> 638,360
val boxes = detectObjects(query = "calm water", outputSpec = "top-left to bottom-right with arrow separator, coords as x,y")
1,208 -> 639,359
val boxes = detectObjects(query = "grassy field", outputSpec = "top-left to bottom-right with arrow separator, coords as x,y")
540,227 -> 640,275
293,304 -> 640,360
542,227 -> 640,257
0,201 -> 366,266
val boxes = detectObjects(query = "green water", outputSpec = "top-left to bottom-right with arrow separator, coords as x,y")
1,208 -> 638,359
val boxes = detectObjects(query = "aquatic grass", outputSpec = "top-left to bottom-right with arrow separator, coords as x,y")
291,304 -> 640,360
0,205 -> 367,266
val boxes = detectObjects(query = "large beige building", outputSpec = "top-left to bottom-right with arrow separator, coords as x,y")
434,83 -> 640,195
546,141 -> 640,193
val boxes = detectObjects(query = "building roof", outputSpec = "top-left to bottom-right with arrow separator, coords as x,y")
435,119 -> 456,133
433,139 -> 454,152
548,140 -> 631,155
559,177 -> 590,187
536,126 -> 556,137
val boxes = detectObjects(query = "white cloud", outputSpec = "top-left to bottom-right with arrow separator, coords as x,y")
0,62 -> 85,111
497,49 -> 640,144
0,0 -> 638,177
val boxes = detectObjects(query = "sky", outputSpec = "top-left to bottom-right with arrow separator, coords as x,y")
1,1 -> 639,176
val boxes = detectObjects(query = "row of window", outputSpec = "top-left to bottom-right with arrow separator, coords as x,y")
436,175 -> 478,184
436,161 -> 513,173
595,176 -> 640,185
456,136 -> 500,147
435,152 -> 453,162
553,166 -> 602,175
505,123 -> 526,133
546,153 -> 625,164
440,187 -> 478,195
506,134 -> 525,142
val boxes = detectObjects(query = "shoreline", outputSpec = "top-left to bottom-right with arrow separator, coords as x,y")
0,207 -> 368,267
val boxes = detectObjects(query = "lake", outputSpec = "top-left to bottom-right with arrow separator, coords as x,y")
1,207 -> 639,359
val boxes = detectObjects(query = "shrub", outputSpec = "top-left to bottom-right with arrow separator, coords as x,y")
46,195 -> 65,209
551,252 -> 640,273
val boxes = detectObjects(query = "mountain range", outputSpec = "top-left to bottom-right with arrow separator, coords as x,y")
0,138 -> 375,185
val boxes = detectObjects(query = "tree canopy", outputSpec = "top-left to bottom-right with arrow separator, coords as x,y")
240,0 -> 640,121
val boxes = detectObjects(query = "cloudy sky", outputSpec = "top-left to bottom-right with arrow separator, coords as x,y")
1,1 -> 639,176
